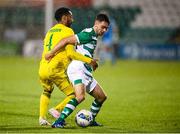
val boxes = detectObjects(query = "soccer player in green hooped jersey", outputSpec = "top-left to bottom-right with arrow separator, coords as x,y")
45,14 -> 110,128
38,7 -> 98,126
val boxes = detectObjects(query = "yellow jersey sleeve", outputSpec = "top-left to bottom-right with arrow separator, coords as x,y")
65,45 -> 92,64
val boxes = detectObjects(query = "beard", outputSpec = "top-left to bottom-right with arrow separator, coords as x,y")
66,20 -> 72,27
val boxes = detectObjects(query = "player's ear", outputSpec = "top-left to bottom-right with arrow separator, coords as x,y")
61,15 -> 68,23
95,20 -> 100,25
94,20 -> 100,28
94,21 -> 99,30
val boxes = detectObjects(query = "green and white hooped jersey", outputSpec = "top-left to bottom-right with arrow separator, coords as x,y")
67,28 -> 98,91
74,27 -> 98,72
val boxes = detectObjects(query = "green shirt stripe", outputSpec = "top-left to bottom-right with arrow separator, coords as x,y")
83,45 -> 94,54
74,79 -> 82,85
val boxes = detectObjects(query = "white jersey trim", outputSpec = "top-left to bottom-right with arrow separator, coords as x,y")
66,104 -> 75,110
75,34 -> 80,44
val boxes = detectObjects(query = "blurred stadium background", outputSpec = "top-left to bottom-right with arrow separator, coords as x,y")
0,0 -> 180,133
0,0 -> 180,60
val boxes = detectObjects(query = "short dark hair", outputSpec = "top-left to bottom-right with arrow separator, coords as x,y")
95,13 -> 110,25
55,7 -> 72,22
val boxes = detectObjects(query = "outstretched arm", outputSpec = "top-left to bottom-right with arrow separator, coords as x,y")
45,36 -> 98,71
45,35 -> 77,60
65,45 -> 98,71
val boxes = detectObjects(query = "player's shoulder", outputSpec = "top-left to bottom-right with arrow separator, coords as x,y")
61,25 -> 74,34
65,26 -> 74,33
80,28 -> 97,40
81,28 -> 93,33
54,24 -> 74,34
79,28 -> 95,37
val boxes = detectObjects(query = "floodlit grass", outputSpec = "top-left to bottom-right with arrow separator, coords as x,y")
0,57 -> 180,133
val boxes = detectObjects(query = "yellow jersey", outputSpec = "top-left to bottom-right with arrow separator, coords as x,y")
39,24 -> 92,79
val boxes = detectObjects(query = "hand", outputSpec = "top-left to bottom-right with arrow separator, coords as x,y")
90,59 -> 98,71
45,51 -> 55,62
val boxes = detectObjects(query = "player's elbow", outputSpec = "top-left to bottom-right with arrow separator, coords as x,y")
63,36 -> 76,45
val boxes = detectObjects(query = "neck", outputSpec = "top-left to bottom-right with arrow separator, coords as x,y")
58,21 -> 67,26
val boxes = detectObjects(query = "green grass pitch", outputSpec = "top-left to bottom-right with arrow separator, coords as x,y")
0,57 -> 180,133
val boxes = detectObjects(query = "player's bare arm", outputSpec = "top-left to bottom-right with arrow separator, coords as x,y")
45,36 -> 98,71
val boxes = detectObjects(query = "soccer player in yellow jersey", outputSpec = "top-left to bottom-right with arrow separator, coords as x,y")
38,7 -> 98,125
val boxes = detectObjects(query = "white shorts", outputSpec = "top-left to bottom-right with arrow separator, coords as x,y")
67,60 -> 97,93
